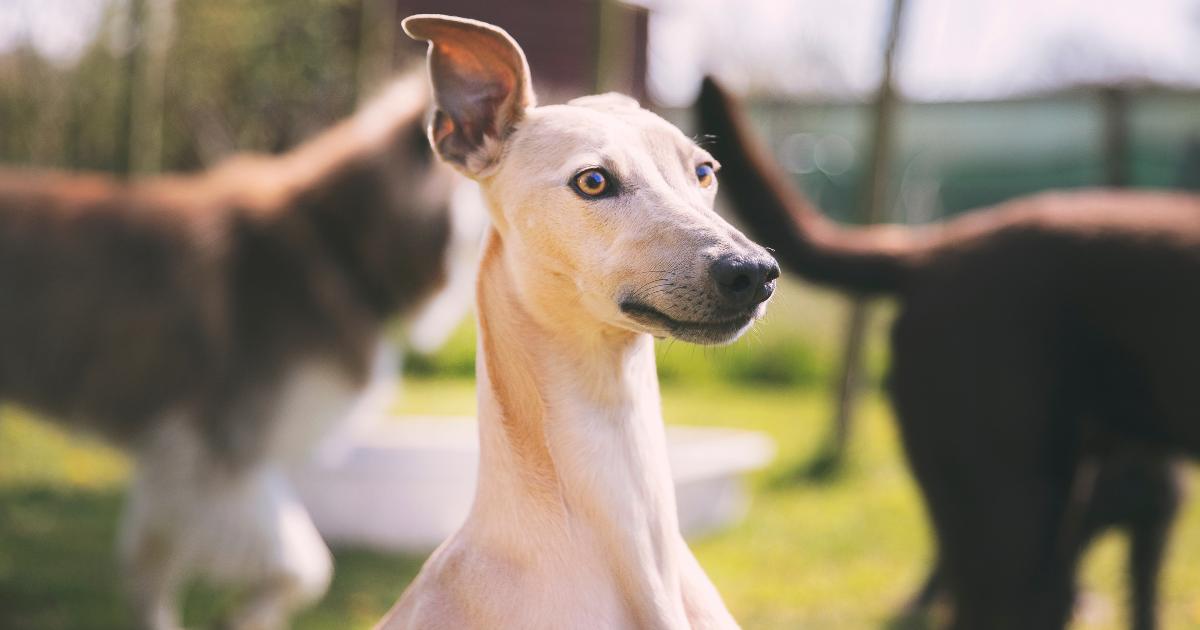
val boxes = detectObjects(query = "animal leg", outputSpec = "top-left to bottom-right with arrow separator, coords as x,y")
900,561 -> 943,616
201,467 -> 333,630
124,416 -> 332,630
119,497 -> 186,630
1125,460 -> 1183,630
890,366 -> 1078,627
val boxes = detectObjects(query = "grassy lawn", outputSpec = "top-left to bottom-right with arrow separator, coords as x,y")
4,377 -> 1200,629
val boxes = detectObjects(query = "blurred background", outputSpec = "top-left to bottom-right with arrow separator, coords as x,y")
1,0 -> 1199,628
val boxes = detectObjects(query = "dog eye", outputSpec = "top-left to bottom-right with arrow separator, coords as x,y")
572,168 -> 612,198
696,163 -> 716,188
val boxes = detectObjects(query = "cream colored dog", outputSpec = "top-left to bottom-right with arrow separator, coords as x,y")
378,15 -> 778,630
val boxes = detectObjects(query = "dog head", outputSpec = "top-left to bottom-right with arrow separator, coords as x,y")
404,15 -> 778,344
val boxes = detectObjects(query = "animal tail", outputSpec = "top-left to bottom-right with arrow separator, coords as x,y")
697,77 -> 926,295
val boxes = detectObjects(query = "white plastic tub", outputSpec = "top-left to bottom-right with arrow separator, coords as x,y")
292,416 -> 774,552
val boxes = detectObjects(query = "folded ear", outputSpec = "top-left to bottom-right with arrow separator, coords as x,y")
403,14 -> 535,177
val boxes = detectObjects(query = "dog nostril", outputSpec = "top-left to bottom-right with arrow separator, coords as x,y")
712,255 -> 767,302
729,274 -> 752,293
765,263 -> 780,282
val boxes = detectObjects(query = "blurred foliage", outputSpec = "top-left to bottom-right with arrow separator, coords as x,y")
406,321 -> 833,387
162,0 -> 363,167
0,0 -> 371,173
0,41 -> 123,171
403,278 -> 893,389
402,317 -> 477,379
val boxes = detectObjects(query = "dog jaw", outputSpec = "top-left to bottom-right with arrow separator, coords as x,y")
618,298 -> 765,345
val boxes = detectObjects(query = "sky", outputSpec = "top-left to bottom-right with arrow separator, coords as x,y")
0,0 -> 113,66
2,0 -> 1199,104
643,0 -> 1200,103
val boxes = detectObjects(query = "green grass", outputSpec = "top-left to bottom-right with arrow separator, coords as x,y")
4,379 -> 1200,629
403,277 -> 896,389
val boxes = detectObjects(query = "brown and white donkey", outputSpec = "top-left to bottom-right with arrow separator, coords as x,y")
0,71 -> 460,629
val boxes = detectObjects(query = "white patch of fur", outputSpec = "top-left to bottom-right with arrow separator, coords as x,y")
406,179 -> 488,354
122,414 -> 333,630
264,356 -> 367,463
121,342 -> 398,629
310,341 -> 399,466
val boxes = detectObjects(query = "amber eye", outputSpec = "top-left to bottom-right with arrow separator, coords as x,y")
696,163 -> 716,188
573,168 -> 610,198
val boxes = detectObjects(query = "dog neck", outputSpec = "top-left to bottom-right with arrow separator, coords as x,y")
469,228 -> 689,626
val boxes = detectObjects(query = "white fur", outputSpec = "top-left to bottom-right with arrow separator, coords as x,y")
122,343 -> 397,630
310,341 -> 400,466
405,179 -> 488,354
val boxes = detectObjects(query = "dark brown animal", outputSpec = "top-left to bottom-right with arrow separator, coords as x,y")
902,449 -> 1184,630
0,72 -> 456,629
696,76 -> 1198,630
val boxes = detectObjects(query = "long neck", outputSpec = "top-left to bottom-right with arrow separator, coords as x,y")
469,229 -> 687,627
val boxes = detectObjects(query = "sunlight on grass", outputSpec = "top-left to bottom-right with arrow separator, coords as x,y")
402,277 -> 897,390
0,408 -> 128,488
3,380 -> 1200,629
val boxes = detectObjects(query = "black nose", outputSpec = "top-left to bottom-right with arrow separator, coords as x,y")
711,255 -> 780,306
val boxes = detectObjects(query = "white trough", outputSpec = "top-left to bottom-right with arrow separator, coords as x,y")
292,416 -> 775,553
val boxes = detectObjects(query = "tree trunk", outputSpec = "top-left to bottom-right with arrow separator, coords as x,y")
818,0 -> 907,472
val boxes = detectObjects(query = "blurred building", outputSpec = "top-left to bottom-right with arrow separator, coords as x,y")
392,0 -> 649,100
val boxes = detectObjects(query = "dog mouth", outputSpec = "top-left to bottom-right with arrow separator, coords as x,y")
619,300 -> 759,345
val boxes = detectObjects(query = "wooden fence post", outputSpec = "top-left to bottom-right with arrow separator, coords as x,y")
115,0 -> 174,177
813,0 -> 907,475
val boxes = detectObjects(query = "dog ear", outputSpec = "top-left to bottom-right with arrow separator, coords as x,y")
403,15 -> 535,177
